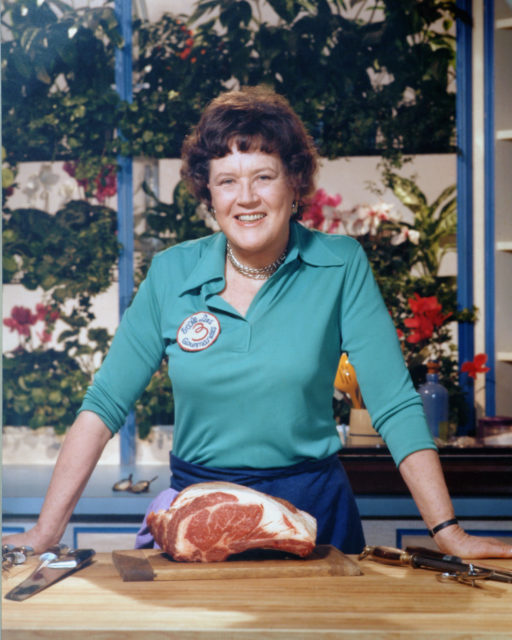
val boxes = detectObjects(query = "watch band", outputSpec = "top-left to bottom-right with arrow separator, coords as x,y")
428,517 -> 459,537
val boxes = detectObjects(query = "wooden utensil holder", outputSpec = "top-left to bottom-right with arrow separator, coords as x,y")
348,409 -> 384,446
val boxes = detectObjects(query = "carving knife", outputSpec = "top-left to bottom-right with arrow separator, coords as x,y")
4,548 -> 95,601
359,545 -> 512,584
405,545 -> 512,583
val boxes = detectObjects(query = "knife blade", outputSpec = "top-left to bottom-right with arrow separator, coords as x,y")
4,548 -> 95,601
405,546 -> 512,584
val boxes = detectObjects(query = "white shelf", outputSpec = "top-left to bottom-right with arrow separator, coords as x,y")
496,129 -> 512,140
497,352 -> 512,362
496,17 -> 512,29
497,241 -> 512,252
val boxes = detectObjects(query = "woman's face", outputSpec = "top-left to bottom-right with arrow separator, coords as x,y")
208,146 -> 295,264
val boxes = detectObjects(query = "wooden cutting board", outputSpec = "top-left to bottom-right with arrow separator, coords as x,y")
112,544 -> 362,581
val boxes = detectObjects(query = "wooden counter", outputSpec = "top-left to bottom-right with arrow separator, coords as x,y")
3,552 -> 512,639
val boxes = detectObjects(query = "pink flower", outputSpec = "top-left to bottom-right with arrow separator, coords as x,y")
301,189 -> 342,230
301,201 -> 325,228
391,226 -> 420,246
314,188 -> 342,209
340,202 -> 400,237
35,303 -> 59,323
3,306 -> 37,337
37,330 -> 53,344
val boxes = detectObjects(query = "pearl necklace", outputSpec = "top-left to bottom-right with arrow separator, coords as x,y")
226,241 -> 287,280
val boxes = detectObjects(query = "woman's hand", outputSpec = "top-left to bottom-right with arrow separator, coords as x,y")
398,449 -> 512,559
434,524 -> 512,559
3,412 -> 112,557
2,525 -> 60,556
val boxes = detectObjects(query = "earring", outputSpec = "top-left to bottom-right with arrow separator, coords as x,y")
291,201 -> 298,216
209,206 -> 216,220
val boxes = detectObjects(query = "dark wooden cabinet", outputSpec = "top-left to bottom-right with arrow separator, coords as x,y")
340,446 -> 512,496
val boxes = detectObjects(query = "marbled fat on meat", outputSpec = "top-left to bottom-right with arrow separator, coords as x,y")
147,481 -> 317,562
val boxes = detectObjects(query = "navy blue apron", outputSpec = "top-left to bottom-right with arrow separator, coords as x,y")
169,452 -> 365,554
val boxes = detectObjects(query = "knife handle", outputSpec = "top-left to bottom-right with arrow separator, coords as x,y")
359,545 -> 410,566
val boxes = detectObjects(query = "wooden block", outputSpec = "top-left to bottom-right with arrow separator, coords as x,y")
112,544 -> 362,581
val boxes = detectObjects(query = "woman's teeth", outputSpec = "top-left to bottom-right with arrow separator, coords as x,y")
237,214 -> 265,222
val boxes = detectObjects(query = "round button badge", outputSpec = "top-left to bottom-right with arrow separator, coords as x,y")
177,312 -> 221,352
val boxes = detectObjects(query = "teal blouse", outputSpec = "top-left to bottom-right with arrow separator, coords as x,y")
80,222 -> 435,468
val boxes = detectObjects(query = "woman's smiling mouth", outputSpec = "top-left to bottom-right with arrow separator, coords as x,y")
236,213 -> 266,222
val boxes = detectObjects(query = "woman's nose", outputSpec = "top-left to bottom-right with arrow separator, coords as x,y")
237,180 -> 259,205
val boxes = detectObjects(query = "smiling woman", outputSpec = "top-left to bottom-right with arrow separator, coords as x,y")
179,86 -> 319,313
4,85 -> 512,563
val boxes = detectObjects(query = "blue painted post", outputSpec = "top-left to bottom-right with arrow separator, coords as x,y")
115,0 -> 136,464
483,1 -> 496,416
456,0 -> 475,432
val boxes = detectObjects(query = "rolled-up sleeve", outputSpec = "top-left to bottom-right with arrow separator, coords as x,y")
339,242 -> 436,466
79,261 -> 166,435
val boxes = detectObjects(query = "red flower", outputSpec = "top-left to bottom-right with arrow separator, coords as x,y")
404,294 -> 451,344
408,293 -> 443,318
179,47 -> 192,60
63,161 -> 89,190
94,165 -> 117,203
63,160 -> 76,177
404,314 -> 435,343
461,353 -> 490,379
3,306 -> 37,337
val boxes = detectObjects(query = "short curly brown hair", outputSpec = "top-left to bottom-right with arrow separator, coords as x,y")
180,85 -> 319,214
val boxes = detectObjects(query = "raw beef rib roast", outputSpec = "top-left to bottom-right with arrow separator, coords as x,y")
147,481 -> 317,562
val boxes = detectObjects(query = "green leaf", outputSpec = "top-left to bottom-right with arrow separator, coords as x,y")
389,175 -> 428,211
187,0 -> 220,25
430,185 -> 456,215
48,390 -> 63,405
35,67 -> 52,84
11,51 -> 34,78
2,255 -> 18,279
31,388 -> 46,404
266,0 -> 297,22
219,0 -> 252,29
